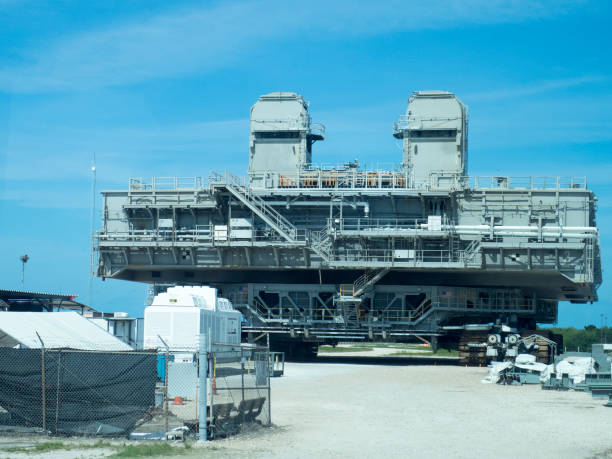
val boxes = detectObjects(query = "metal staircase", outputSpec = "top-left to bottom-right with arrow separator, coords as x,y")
211,171 -> 299,243
331,269 -> 389,326
235,302 -> 267,324
409,298 -> 434,323
463,239 -> 482,266
335,284 -> 360,326
353,268 -> 389,297
341,302 -> 359,326
310,227 -> 333,262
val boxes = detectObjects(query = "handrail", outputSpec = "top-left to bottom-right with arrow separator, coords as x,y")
394,114 -> 461,132
129,176 -> 207,191
129,172 -> 588,192
333,217 -> 441,232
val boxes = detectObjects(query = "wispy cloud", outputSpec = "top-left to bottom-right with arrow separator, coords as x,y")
0,186 -> 91,209
465,76 -> 607,102
1,119 -> 247,181
0,0 -> 585,93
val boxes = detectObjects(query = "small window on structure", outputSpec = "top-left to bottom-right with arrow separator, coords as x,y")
255,131 -> 300,139
408,129 -> 457,139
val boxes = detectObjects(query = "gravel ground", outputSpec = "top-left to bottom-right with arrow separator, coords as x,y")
200,359 -> 612,459
1,359 -> 610,458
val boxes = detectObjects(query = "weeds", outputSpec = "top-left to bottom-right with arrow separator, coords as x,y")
1,439 -> 194,458
4,441 -> 69,454
110,442 -> 183,457
319,346 -> 373,353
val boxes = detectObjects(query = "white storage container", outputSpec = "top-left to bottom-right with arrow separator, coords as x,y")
143,286 -> 241,351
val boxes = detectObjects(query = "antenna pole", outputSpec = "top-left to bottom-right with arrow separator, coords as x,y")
89,153 -> 97,309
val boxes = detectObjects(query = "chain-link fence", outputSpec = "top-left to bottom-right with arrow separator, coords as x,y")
0,344 -> 271,441
207,344 -> 271,438
0,348 -> 157,436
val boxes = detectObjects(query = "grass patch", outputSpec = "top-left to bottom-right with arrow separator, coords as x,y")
1,440 -> 193,458
110,442 -> 188,458
387,348 -> 459,357
319,346 -> 374,353
4,441 -> 68,454
2,440 -> 118,454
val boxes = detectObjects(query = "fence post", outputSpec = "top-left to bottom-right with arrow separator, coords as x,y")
156,335 -> 170,439
267,346 -> 272,426
37,332 -> 46,432
197,333 -> 208,442
164,348 -> 169,437
241,347 -> 245,402
54,350 -> 62,434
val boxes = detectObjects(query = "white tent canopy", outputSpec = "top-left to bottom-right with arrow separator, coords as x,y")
0,311 -> 132,351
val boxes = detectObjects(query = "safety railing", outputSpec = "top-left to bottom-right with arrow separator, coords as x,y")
466,175 -> 587,190
238,289 -> 536,327
97,227 -> 308,244
129,177 -> 207,191
334,248 -> 461,264
251,169 -> 411,190
309,122 -> 326,138
352,268 -> 389,297
127,172 -> 588,193
332,217 -> 439,232
393,114 -> 462,133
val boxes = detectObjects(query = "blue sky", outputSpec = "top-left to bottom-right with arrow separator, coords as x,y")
0,0 -> 610,327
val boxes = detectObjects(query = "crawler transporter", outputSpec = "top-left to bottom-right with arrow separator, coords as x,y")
96,91 -> 601,363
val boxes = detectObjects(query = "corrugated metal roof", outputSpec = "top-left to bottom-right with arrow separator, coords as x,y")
0,311 -> 132,350
0,288 -> 75,300
0,289 -> 97,313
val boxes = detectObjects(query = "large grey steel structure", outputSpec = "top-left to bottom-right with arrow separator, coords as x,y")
96,91 -> 602,357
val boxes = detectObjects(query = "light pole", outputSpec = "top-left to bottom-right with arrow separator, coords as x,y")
20,254 -> 29,289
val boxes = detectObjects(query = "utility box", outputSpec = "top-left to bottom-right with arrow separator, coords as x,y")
427,216 -> 442,231
214,225 -> 228,241
229,218 -> 253,240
